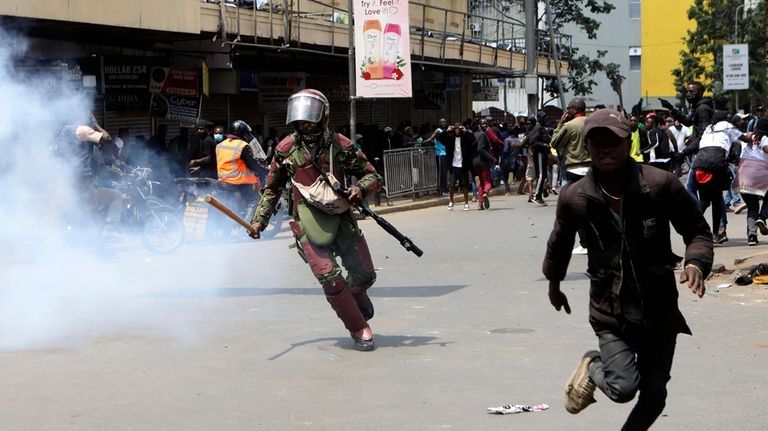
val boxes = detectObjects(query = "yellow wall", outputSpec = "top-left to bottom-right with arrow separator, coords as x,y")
641,0 -> 695,98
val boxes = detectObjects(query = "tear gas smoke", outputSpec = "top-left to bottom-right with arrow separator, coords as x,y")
0,28 -> 251,351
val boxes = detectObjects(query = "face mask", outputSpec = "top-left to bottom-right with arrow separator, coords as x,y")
214,133 -> 224,142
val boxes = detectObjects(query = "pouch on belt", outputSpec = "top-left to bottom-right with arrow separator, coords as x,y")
297,201 -> 341,246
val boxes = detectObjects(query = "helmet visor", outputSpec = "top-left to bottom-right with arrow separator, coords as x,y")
286,93 -> 326,125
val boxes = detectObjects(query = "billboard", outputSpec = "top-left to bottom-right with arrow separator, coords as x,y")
353,0 -> 412,98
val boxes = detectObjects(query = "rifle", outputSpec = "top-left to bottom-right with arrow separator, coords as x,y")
307,144 -> 423,257
357,203 -> 423,257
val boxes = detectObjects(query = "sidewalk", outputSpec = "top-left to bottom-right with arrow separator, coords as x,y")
370,184 -> 518,215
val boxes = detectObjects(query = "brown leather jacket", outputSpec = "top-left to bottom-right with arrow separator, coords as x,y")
542,161 -> 714,334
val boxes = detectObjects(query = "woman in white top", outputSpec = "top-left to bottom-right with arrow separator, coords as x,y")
738,117 -> 768,245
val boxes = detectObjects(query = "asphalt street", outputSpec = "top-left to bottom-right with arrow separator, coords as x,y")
1,193 -> 767,430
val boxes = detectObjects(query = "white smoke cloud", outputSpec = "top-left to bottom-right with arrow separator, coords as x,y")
0,27 -> 234,350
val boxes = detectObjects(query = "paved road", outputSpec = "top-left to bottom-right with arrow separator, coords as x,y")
1,194 -> 767,430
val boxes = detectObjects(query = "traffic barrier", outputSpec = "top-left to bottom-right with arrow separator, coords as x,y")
382,147 -> 438,198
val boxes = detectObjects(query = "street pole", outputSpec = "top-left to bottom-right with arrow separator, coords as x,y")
347,0 -> 357,143
544,0 -> 567,110
734,4 -> 744,112
524,0 -> 538,115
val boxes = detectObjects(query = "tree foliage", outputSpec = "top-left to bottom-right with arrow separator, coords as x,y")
673,0 -> 767,108
540,0 -> 620,99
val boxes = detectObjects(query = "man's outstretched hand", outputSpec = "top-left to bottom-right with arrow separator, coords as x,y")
548,281 -> 571,314
659,98 -> 674,111
680,265 -> 705,298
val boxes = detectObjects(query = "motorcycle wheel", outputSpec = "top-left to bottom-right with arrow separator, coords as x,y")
142,209 -> 185,253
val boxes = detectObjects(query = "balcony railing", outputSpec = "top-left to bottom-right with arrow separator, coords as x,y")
206,0 -> 571,71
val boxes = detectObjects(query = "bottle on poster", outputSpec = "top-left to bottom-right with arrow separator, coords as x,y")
382,23 -> 401,80
363,20 -> 383,79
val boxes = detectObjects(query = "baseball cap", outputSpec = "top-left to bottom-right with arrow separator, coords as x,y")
583,109 -> 631,139
75,125 -> 103,144
757,105 -> 765,112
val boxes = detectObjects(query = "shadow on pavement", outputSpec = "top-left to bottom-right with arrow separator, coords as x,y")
150,284 -> 467,299
268,334 -> 453,360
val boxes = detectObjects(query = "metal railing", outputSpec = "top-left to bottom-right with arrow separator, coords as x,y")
209,0 -> 571,70
382,147 -> 437,198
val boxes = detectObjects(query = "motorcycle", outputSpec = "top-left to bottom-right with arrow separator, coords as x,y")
108,167 -> 185,253
176,177 -> 289,241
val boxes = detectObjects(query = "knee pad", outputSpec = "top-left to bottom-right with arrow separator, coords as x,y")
291,220 -> 337,278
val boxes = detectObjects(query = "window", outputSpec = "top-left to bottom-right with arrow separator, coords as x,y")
629,47 -> 641,71
629,0 -> 641,19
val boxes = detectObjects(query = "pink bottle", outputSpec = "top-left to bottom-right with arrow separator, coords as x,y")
382,23 -> 401,79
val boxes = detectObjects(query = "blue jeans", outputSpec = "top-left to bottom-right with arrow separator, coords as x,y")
723,164 -> 741,207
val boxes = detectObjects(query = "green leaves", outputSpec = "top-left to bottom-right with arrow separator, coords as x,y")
673,0 -> 767,107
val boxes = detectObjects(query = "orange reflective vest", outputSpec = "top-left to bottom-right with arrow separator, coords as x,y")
216,138 -> 258,185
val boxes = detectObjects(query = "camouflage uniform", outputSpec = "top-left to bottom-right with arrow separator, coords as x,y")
252,129 -> 382,337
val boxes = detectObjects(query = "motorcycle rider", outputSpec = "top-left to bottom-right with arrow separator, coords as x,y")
248,89 -> 383,351
216,120 -> 265,218
56,123 -> 124,231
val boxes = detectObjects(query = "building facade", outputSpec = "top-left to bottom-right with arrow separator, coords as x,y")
560,0 -> 641,111
1,0 -> 564,139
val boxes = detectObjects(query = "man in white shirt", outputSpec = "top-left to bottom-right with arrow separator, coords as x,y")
667,118 -> 690,177
441,122 -> 475,210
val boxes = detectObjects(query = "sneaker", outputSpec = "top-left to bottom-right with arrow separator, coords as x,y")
564,350 -> 601,414
715,232 -> 729,244
572,245 -> 588,255
483,194 -> 490,209
748,234 -> 759,246
448,201 -> 454,210
527,196 -> 534,203
734,203 -> 748,214
535,199 -> 548,206
757,219 -> 768,235
463,203 -> 470,211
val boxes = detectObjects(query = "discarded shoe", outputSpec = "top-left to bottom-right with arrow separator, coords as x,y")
564,350 -> 600,414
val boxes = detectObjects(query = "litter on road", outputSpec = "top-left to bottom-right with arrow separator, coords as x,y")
486,403 -> 550,415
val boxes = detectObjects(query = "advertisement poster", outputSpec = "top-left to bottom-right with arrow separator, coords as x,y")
149,67 -> 201,125
103,58 -> 150,113
353,0 -> 412,98
149,67 -> 199,96
723,44 -> 749,90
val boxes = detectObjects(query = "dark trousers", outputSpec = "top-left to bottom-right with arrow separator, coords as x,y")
436,155 -> 448,193
742,193 -> 768,236
589,325 -> 677,431
699,188 -> 724,235
533,152 -> 547,200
